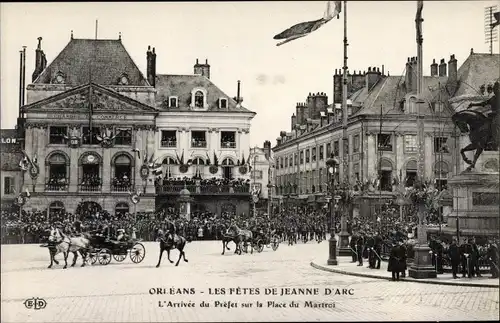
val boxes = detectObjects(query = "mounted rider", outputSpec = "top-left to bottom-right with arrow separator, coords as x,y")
468,81 -> 499,147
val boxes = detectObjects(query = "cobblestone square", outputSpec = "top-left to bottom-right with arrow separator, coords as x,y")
2,241 -> 499,322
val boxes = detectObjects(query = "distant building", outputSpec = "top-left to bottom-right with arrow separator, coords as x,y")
0,129 -> 23,211
272,50 -> 499,219
248,141 -> 275,212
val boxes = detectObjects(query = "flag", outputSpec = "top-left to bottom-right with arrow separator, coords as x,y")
132,148 -> 141,161
273,1 -> 341,46
180,150 -> 185,165
148,152 -> 155,164
241,153 -> 246,165
213,151 -> 219,166
25,188 -> 30,198
491,12 -> 500,28
415,1 -> 423,40
175,150 -> 181,164
152,164 -> 163,179
206,152 -> 211,165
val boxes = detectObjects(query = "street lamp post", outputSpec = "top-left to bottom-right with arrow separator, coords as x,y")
326,155 -> 339,265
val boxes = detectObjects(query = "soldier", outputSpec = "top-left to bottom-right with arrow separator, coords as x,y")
471,238 -> 482,277
487,241 -> 499,278
350,232 -> 358,263
399,240 -> 407,278
373,232 -> 382,269
448,238 -> 461,279
366,232 -> 375,269
356,232 -> 365,266
460,239 -> 474,278
388,240 -> 402,281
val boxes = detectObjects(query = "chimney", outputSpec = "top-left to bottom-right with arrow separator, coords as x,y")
146,46 -> 154,86
291,113 -> 297,130
151,47 -> 157,87
263,141 -> 271,159
411,57 -> 418,92
438,58 -> 447,77
405,57 -> 412,93
365,66 -> 379,91
448,54 -> 457,83
333,69 -> 342,103
276,137 -> 282,146
194,58 -> 211,79
32,37 -> 45,82
430,59 -> 438,77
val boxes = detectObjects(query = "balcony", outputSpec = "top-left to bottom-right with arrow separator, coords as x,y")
111,182 -> 135,192
221,141 -> 236,149
156,184 -> 250,195
161,140 -> 177,148
45,182 -> 69,192
78,183 -> 102,192
191,140 -> 207,148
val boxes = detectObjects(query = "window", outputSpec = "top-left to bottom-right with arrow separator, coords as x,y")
405,160 -> 417,187
82,127 -> 100,145
46,152 -> 69,191
434,161 -> 449,191
112,154 -> 132,192
294,153 -> 298,166
319,145 -> 324,160
219,98 -> 228,109
169,96 -> 178,108
191,131 -> 207,148
353,135 -> 360,153
3,177 -> 14,195
312,147 -> 317,162
333,141 -> 340,156
326,143 -> 332,157
404,135 -> 417,153
300,151 -> 304,164
284,157 -> 288,168
49,126 -> 67,144
161,130 -> 177,147
221,131 -> 236,148
406,96 -> 417,114
192,157 -> 205,179
194,91 -> 204,108
162,157 -> 176,179
289,155 -> 293,167
79,152 -> 102,192
222,158 -> 235,179
114,128 -> 132,146
434,137 -> 449,153
305,149 -> 310,163
377,134 -> 392,151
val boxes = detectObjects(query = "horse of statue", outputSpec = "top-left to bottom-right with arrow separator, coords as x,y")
451,82 -> 499,171
47,227 -> 90,269
155,220 -> 189,267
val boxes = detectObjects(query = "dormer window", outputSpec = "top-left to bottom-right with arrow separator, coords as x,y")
406,96 -> 417,114
169,96 -> 178,108
219,98 -> 228,109
53,71 -> 66,84
195,91 -> 204,108
118,73 -> 129,85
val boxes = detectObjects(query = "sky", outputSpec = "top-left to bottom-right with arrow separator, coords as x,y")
1,1 -> 499,148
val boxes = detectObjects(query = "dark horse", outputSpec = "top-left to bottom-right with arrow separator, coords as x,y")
452,109 -> 498,171
155,221 -> 189,267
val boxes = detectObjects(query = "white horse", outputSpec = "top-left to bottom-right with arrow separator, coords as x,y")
47,227 -> 90,269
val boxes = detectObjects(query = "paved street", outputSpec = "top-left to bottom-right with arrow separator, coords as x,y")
2,240 -> 499,322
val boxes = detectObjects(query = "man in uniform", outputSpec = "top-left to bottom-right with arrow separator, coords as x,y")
471,238 -> 482,277
365,232 -> 375,268
350,232 -> 358,263
487,241 -> 499,278
373,232 -> 382,269
448,238 -> 461,279
356,232 -> 365,266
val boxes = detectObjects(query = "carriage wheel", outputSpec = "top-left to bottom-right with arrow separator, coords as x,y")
113,254 -> 127,262
86,251 -> 98,265
271,235 -> 280,251
98,249 -> 112,265
256,239 -> 264,253
130,243 -> 146,263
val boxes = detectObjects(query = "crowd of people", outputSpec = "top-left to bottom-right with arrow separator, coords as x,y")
46,174 -> 68,191
80,174 -> 101,189
1,201 -> 498,279
111,174 -> 132,191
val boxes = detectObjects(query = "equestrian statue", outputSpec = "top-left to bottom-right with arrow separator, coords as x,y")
451,81 -> 499,171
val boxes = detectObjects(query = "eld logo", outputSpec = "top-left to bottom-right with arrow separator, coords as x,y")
23,298 -> 47,310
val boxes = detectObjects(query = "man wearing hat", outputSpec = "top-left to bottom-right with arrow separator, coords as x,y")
448,238 -> 461,279
350,232 -> 358,263
356,232 -> 365,266
487,241 -> 499,278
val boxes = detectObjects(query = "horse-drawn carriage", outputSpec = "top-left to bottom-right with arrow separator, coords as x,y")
254,229 -> 280,253
85,233 -> 146,265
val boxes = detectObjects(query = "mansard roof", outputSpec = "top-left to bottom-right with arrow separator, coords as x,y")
34,38 -> 150,86
452,53 -> 500,99
155,74 -> 254,114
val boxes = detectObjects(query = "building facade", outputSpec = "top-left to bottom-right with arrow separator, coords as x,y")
152,56 -> 256,216
272,51 -> 499,218
0,130 -> 23,211
248,141 -> 275,212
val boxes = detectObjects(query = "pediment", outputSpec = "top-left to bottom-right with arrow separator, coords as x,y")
22,83 -> 157,114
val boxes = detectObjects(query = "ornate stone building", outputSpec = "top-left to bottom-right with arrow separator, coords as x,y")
272,50 -> 499,219
20,36 -> 158,215
0,130 -> 23,210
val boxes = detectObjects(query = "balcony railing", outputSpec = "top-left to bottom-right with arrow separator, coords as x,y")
156,184 -> 250,195
45,182 -> 69,191
191,140 -> 207,148
111,183 -> 134,192
161,140 -> 177,148
78,183 -> 102,192
221,141 -> 236,148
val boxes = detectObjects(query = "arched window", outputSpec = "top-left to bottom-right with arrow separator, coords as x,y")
79,152 -> 102,192
192,157 -> 205,179
406,96 -> 417,114
112,154 -> 133,192
405,159 -> 418,187
45,152 -> 69,191
222,158 -> 235,179
162,156 -> 176,179
48,201 -> 65,218
115,202 -> 130,217
378,158 -> 393,191
194,91 -> 204,108
434,161 -> 449,190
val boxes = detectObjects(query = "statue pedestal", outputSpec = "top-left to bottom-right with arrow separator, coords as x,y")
178,188 -> 192,221
441,171 -> 499,240
408,244 -> 437,279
